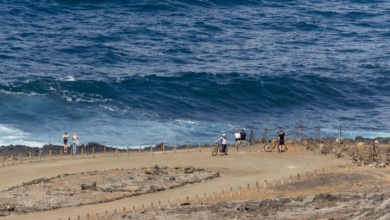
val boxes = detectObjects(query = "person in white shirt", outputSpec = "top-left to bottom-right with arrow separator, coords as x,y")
215,134 -> 228,155
234,130 -> 241,141
71,133 -> 80,154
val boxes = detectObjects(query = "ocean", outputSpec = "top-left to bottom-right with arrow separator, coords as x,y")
1,0 -> 390,148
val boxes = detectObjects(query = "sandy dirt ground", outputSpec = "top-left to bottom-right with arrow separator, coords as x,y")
1,143 -> 390,220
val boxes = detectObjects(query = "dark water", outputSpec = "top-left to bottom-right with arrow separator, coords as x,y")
1,0 -> 390,148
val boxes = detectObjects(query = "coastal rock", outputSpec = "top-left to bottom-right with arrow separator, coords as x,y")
0,204 -> 15,212
0,166 -> 219,215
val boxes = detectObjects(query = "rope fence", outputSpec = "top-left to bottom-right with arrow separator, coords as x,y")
0,138 -> 385,169
0,144 -> 217,168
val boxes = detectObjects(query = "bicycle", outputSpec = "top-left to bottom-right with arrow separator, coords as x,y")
263,138 -> 287,152
212,142 -> 228,156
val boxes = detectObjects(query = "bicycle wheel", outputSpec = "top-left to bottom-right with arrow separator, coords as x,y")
264,143 -> 273,152
212,147 -> 218,156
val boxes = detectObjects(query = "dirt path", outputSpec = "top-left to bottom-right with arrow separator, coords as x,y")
1,146 -> 349,220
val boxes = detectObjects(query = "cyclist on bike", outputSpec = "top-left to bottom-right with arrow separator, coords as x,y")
215,134 -> 228,155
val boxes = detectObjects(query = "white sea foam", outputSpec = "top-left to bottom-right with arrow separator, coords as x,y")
174,119 -> 197,125
319,128 -> 390,139
102,105 -> 115,112
63,76 -> 76,82
0,124 -> 43,147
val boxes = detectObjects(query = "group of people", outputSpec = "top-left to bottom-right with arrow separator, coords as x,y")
61,129 -> 286,155
216,129 -> 287,155
62,132 -> 80,154
215,129 -> 247,156
234,129 -> 247,141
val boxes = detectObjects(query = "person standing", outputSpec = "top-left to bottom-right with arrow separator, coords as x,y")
72,133 -> 80,154
234,130 -> 241,142
277,130 -> 287,153
62,132 -> 69,153
215,134 -> 228,155
240,129 -> 247,141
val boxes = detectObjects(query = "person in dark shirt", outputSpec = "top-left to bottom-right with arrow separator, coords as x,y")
240,129 -> 246,140
277,130 -> 287,153
62,132 -> 69,153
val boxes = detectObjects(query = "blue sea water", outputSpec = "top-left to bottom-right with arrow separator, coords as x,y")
1,0 -> 390,148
